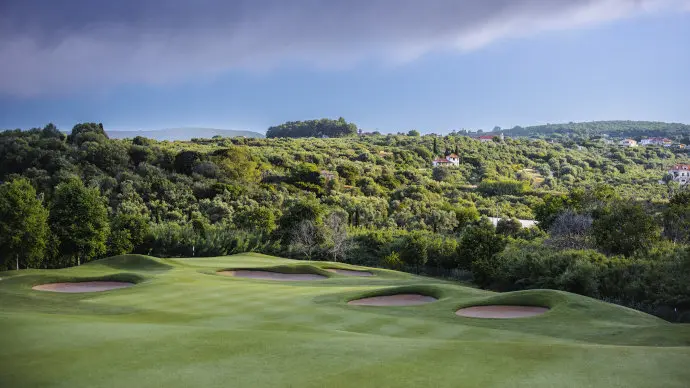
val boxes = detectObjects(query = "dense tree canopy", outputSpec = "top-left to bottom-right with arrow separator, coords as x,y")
266,118 -> 358,138
0,178 -> 49,270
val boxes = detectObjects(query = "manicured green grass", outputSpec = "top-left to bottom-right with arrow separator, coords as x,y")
1,253 -> 689,387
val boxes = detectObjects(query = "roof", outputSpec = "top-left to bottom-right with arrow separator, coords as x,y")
433,158 -> 451,163
448,153 -> 459,158
479,135 -> 494,140
669,164 -> 690,170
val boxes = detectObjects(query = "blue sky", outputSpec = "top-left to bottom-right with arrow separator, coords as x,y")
0,0 -> 689,134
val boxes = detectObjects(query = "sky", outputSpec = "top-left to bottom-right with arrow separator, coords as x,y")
0,0 -> 689,134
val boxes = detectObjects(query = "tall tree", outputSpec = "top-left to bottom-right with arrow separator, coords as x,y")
592,202 -> 660,257
323,210 -> 351,262
49,179 -> 110,266
0,178 -> 49,270
457,219 -> 506,270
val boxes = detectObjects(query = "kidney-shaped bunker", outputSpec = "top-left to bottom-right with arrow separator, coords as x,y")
348,294 -> 437,306
219,270 -> 326,281
32,281 -> 134,293
456,305 -> 548,318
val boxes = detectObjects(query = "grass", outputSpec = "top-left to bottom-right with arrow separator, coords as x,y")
1,253 -> 689,388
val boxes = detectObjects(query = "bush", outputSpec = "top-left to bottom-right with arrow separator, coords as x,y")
478,179 -> 529,196
381,251 -> 403,270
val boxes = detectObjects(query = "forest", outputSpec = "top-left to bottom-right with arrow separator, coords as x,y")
1,121 -> 689,321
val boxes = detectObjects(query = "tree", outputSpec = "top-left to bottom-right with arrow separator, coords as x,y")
0,178 -> 49,270
457,219 -> 506,270
291,220 -> 322,259
432,167 -> 450,182
453,204 -> 480,231
323,210 -> 351,262
400,231 -> 428,271
266,118 -> 358,138
235,206 -> 277,234
535,194 -> 570,230
49,179 -> 110,266
68,122 -> 108,145
496,218 -> 522,237
662,191 -> 690,244
592,203 -> 660,257
108,211 -> 150,255
174,150 -> 201,174
546,211 -> 593,249
277,198 -> 324,242
425,209 -> 458,234
407,130 -> 420,137
212,146 -> 260,183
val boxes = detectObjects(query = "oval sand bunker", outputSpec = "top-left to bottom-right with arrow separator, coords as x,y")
325,269 -> 373,277
348,294 -> 437,306
219,270 -> 326,281
456,305 -> 548,319
32,281 -> 134,293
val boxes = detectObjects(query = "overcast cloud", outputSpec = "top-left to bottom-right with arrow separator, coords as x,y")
0,0 -> 687,96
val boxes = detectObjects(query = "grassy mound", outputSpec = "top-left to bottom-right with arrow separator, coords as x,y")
91,254 -> 173,272
218,264 -> 332,278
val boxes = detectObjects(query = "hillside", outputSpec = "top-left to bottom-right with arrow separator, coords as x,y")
482,120 -> 690,140
1,121 -> 689,322
107,127 -> 265,140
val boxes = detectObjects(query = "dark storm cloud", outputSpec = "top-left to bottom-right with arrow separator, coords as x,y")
0,0 -> 687,95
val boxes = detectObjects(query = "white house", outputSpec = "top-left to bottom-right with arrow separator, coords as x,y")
619,139 -> 638,147
668,164 -> 690,185
432,153 -> 460,167
640,137 -> 672,147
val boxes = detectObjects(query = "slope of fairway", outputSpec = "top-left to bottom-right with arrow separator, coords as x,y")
1,252 -> 689,388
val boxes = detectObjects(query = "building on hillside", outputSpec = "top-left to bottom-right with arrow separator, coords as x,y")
619,138 -> 638,147
432,154 -> 460,167
640,137 -> 673,146
479,135 -> 494,143
667,164 -> 690,185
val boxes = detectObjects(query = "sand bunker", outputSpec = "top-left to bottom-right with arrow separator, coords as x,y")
456,305 -> 548,319
32,281 -> 134,293
219,270 -> 326,281
348,294 -> 437,306
325,268 -> 373,277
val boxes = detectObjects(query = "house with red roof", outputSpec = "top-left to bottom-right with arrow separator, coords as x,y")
432,153 -> 460,167
668,164 -> 690,185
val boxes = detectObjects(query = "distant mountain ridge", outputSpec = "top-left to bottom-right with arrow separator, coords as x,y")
106,127 -> 265,140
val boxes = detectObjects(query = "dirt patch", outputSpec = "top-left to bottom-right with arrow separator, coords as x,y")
218,270 -> 326,281
456,305 -> 548,318
348,294 -> 437,306
325,269 -> 373,277
32,281 -> 134,293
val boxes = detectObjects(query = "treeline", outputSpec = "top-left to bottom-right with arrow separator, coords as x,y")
266,117 -> 358,138
1,122 -> 689,321
485,120 -> 690,142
